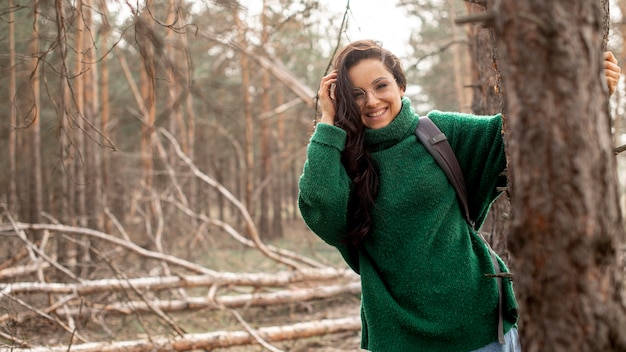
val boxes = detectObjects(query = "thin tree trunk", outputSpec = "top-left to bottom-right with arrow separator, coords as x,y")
259,0 -> 272,239
80,0 -> 101,276
234,7 -> 254,234
447,0 -> 470,112
70,0 -> 88,278
139,1 -> 156,195
74,0 -> 87,231
8,0 -> 18,215
166,0 -> 185,153
28,0 -> 43,237
54,0 -> 75,278
97,0 -> 112,234
178,3 -> 197,211
136,1 -> 157,249
272,87 -> 285,237
492,1 -> 626,350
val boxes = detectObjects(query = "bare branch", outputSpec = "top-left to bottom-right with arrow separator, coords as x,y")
157,128 -> 305,270
0,222 -> 217,276
201,32 -> 316,107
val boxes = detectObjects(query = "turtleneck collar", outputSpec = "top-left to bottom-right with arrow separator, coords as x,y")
364,96 -> 418,151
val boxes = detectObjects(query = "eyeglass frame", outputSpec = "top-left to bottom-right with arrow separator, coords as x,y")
350,77 -> 398,106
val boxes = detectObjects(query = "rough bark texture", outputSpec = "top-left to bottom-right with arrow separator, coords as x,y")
466,3 -> 503,116
492,0 -> 626,351
464,2 -> 512,264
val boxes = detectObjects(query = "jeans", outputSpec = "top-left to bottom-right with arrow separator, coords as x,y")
471,328 -> 522,352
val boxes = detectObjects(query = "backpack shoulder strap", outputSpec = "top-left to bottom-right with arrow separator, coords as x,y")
414,116 -> 472,228
415,116 -> 506,344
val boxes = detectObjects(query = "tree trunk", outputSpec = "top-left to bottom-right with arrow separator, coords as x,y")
179,6 -> 197,212
70,0 -> 88,277
234,7 -> 254,235
272,88 -> 285,237
463,1 -> 511,261
27,0 -> 43,237
97,0 -> 112,234
492,1 -> 626,350
54,0 -> 76,278
81,0 -> 100,276
138,1 -> 156,196
8,0 -> 17,215
259,0 -> 273,239
447,0 -> 471,112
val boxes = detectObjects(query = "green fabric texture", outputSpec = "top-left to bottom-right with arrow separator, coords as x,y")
298,97 -> 518,351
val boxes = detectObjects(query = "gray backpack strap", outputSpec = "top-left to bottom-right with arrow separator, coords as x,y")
415,116 -> 506,344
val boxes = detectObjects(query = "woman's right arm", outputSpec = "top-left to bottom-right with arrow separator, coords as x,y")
298,123 -> 352,248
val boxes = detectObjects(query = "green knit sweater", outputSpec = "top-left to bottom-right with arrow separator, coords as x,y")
298,97 -> 518,351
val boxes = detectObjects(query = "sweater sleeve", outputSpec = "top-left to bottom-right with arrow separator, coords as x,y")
298,123 -> 358,270
426,111 -> 507,229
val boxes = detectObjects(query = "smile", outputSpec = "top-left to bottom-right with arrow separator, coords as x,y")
367,108 -> 387,118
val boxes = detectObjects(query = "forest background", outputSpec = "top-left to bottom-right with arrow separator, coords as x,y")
1,0 -> 626,351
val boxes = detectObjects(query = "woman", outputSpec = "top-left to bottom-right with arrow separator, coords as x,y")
298,40 -> 619,351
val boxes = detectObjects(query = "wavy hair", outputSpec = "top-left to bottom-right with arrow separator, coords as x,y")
332,40 -> 407,246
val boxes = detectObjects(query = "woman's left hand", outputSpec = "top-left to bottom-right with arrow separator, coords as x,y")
604,51 -> 621,96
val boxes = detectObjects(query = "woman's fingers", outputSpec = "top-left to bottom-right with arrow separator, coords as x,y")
319,71 -> 338,98
317,71 -> 338,124
604,52 -> 621,96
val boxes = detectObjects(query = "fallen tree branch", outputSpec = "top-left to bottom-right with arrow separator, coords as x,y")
1,316 -> 361,352
49,282 -> 361,319
0,268 -> 356,296
0,262 -> 50,280
0,222 -> 218,276
229,308 -> 284,352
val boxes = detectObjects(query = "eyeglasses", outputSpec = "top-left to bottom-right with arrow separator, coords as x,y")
351,78 -> 396,106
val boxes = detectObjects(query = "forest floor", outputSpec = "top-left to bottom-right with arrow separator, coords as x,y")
8,219 -> 364,352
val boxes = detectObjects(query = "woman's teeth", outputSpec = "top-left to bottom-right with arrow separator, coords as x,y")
368,109 -> 386,118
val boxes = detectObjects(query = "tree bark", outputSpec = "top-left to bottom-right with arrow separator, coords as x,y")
463,1 -> 512,262
8,0 -> 17,215
27,1 -> 43,231
234,6 -> 255,236
138,1 -> 156,195
97,0 -> 112,234
492,1 -> 626,350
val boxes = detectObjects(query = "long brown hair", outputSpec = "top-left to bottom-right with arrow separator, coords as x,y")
332,40 -> 407,246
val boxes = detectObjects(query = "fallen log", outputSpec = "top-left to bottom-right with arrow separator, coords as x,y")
50,281 -> 361,318
0,268 -> 357,296
1,316 -> 361,352
0,263 -> 50,280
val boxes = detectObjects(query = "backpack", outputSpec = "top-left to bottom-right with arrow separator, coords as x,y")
415,116 -> 506,344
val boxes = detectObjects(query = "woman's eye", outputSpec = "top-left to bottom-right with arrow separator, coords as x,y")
352,91 -> 365,100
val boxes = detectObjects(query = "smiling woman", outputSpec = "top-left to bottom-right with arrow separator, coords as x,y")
299,39 -> 522,351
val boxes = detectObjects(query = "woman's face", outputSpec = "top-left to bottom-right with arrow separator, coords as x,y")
347,58 -> 405,130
